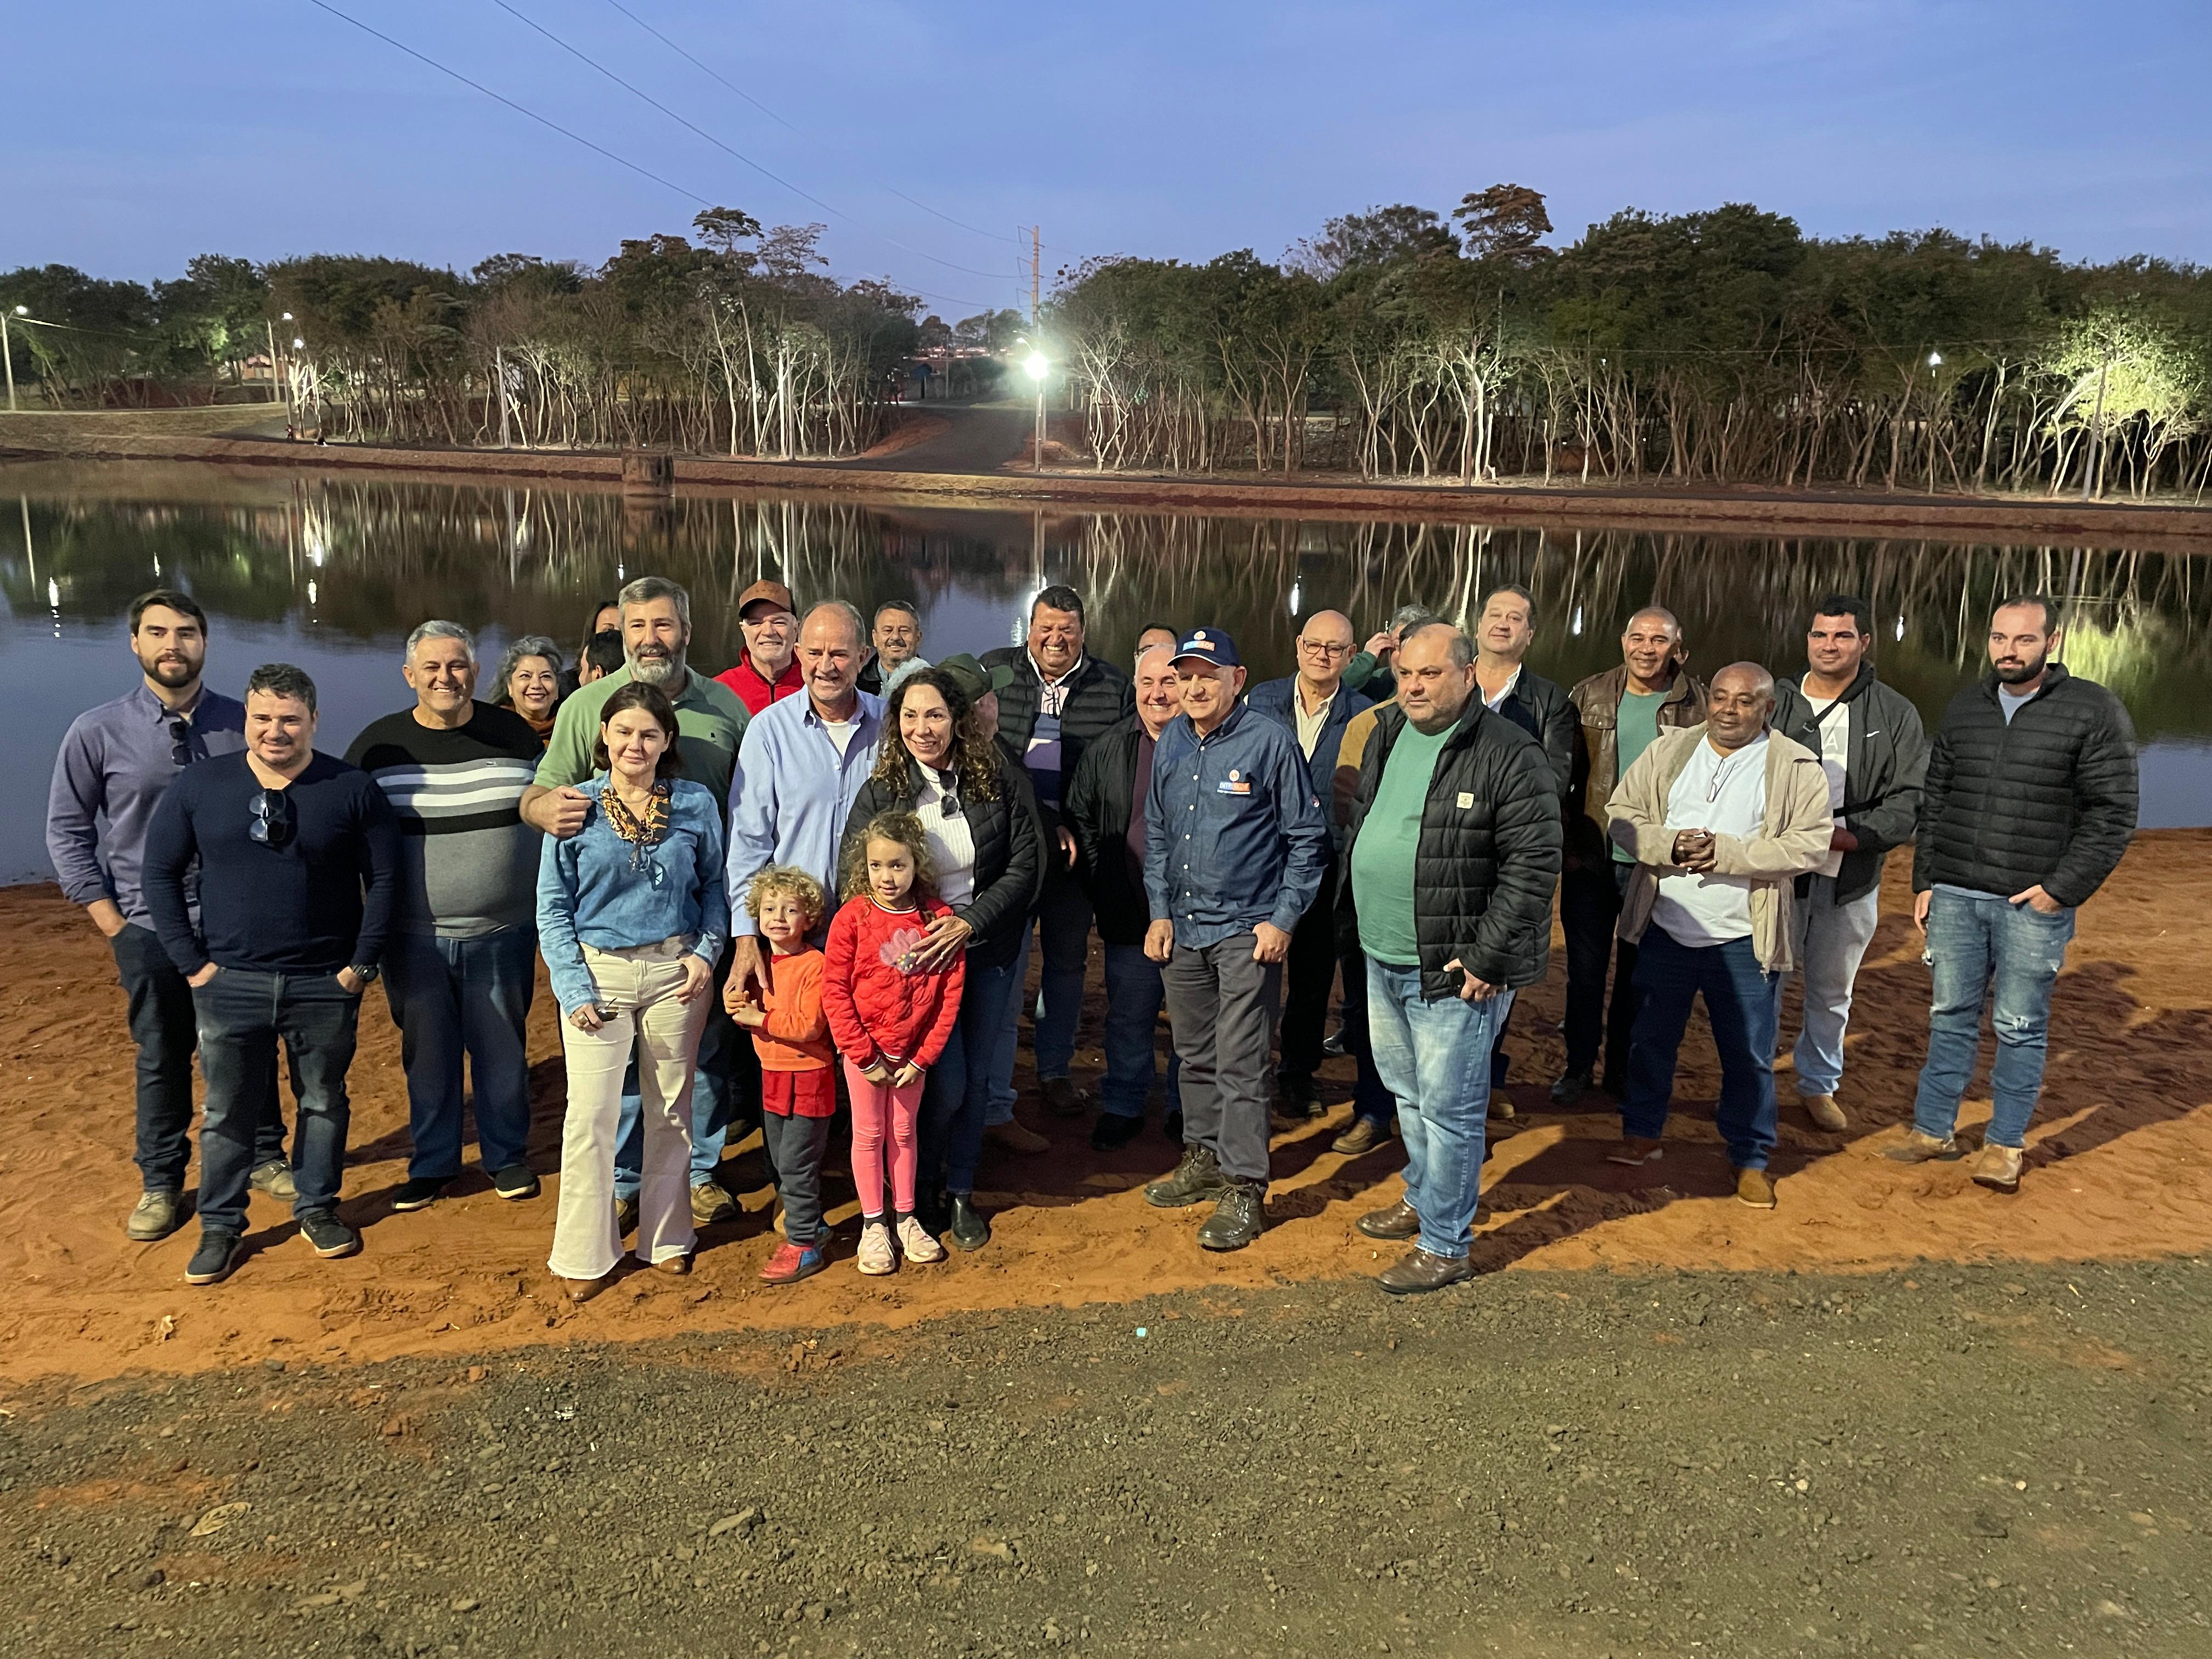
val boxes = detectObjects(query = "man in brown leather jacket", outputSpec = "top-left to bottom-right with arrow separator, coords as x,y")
1554,607 -> 1707,1102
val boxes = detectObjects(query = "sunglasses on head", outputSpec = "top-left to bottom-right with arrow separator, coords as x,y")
249,788 -> 295,848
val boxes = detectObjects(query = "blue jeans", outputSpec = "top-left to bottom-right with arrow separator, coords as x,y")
1099,943 -> 1182,1119
987,870 -> 1092,1118
111,922 -> 284,1192
1337,950 -> 1399,1126
1911,888 -> 2076,1149
1365,962 -> 1514,1259
382,927 -> 536,1181
921,955 -> 1024,1196
1775,877 -> 1881,1098
191,968 -> 360,1236
614,945 -> 752,1199
1623,929 -> 1780,1170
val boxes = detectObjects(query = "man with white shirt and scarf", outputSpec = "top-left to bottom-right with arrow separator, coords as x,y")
1603,663 -> 1832,1210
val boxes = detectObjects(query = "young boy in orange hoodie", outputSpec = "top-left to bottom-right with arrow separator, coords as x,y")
731,866 -> 836,1283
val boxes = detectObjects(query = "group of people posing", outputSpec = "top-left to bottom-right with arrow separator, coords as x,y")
47,565 -> 2138,1297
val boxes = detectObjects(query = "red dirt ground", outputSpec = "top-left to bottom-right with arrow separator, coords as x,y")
3,833 -> 2206,1389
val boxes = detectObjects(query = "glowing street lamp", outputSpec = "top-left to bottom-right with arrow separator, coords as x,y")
1024,350 -> 1049,473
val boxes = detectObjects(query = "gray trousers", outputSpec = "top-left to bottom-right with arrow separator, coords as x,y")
1162,932 -> 1282,1187
761,1111 -> 834,1246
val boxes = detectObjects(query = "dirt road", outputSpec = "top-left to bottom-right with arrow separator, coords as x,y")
3,1260 -> 2206,1658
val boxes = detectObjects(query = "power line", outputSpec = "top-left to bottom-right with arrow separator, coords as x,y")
486,0 -> 1014,283
300,0 -> 997,312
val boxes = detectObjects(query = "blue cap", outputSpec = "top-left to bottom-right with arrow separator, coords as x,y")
1171,627 -> 1242,669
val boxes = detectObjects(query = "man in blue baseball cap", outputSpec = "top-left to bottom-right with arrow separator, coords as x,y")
1140,627 -> 1330,1250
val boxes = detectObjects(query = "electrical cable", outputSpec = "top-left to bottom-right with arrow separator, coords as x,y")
301,0 -> 1001,311
486,0 -> 1014,282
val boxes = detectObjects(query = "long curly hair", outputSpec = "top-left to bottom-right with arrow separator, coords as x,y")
839,809 -> 939,905
868,668 -> 1003,805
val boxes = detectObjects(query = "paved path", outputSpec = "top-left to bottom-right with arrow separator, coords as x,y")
842,398 -> 1032,474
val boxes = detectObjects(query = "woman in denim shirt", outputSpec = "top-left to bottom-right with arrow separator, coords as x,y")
538,683 -> 727,1298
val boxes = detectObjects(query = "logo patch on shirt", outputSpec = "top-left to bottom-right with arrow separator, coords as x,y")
1457,791 -> 1475,809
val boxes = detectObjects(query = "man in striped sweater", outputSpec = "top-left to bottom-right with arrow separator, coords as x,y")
345,621 -> 545,1210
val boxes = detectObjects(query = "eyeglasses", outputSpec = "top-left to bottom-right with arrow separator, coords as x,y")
1297,639 -> 1351,657
167,716 -> 192,768
249,788 -> 296,849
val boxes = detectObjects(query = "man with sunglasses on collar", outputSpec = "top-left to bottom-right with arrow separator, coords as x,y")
144,663 -> 399,1285
47,590 -> 292,1244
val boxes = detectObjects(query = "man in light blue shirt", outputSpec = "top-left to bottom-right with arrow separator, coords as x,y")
727,601 -> 885,997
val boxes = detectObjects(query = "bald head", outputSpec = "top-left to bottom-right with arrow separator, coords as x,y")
1706,661 -> 1776,752
1295,609 -> 1357,696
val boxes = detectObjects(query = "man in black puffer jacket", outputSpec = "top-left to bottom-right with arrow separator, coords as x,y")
1893,594 -> 2137,1195
1338,624 -> 1561,1295
981,585 -> 1136,1126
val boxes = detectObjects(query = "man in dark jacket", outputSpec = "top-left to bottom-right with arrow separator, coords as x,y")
1141,628 -> 1329,1252
981,585 -> 1136,1122
1063,645 -> 1185,1149
1556,608 -> 1708,1103
1766,595 -> 1927,1132
1245,608 -> 1375,1120
1471,584 -> 1573,1105
1341,624 -> 1561,1294
1891,595 -> 2137,1194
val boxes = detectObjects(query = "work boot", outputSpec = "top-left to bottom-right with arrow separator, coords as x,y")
1734,1166 -> 1777,1209
1144,1144 -> 1228,1209
1883,1129 -> 1957,1164
1039,1077 -> 1090,1119
1379,1248 -> 1474,1296
1356,1198 -> 1420,1240
127,1189 -> 187,1242
1803,1093 -> 1848,1131
1971,1142 -> 2024,1193
947,1194 -> 990,1252
1197,1182 -> 1266,1251
986,1116 -> 1051,1155
692,1180 -> 737,1226
249,1160 -> 297,1201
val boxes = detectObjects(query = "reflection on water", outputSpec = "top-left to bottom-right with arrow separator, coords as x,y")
5,461 -> 2207,881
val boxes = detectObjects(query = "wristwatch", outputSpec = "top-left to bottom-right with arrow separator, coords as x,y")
348,963 -> 381,986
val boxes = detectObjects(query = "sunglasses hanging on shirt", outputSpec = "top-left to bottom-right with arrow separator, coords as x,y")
249,787 -> 296,848
168,716 -> 193,769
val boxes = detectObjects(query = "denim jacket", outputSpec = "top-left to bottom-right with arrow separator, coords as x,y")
537,777 -> 729,1014
1143,701 -> 1329,949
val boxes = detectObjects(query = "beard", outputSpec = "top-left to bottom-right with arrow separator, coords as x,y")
1994,651 -> 2047,686
140,650 -> 199,689
629,645 -> 683,686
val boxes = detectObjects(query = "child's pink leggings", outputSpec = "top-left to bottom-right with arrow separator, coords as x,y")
843,1060 -> 924,1218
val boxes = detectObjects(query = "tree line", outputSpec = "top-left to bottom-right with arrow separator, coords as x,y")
1050,187 -> 2212,500
5,187 -> 2210,496
0,212 -> 1013,458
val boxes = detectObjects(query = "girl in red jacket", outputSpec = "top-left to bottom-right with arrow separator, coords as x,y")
823,810 -> 966,1276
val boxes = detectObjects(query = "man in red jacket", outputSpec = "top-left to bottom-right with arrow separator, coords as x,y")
716,580 -> 805,715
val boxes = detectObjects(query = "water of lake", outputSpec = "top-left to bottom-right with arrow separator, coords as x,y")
5,459 -> 2207,884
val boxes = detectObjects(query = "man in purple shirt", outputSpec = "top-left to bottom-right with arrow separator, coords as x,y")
45,590 -> 289,1244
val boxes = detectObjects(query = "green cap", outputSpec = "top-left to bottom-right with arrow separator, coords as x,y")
936,653 -> 1017,704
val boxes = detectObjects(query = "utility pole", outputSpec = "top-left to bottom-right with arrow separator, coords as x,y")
1030,226 -> 1041,325
2081,347 -> 2112,502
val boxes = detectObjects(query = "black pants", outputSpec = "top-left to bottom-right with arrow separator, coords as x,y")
760,1110 -> 833,1245
1559,862 -> 1640,1086
111,923 -> 284,1193
1277,858 -> 1340,1085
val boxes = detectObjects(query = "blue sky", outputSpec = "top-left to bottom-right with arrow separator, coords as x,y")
7,1 -> 2207,312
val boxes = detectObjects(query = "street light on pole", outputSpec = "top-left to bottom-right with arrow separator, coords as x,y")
1024,350 -> 1049,473
3,305 -> 27,414
1926,352 -> 1943,494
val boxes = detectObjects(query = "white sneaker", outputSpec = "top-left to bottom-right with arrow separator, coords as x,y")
857,1221 -> 896,1276
898,1215 -> 945,1264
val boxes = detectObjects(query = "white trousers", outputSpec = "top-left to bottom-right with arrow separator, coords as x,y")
1779,878 -> 1882,1098
546,938 -> 709,1281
